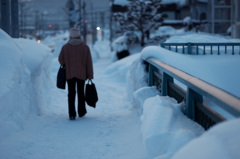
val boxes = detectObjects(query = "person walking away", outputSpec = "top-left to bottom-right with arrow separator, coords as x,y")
58,28 -> 94,120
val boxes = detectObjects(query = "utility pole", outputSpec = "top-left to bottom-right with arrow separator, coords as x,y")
91,11 -> 96,45
83,0 -> 87,43
35,11 -> 39,38
109,0 -> 114,51
211,0 -> 215,34
78,0 -> 82,34
11,0 -> 19,38
19,2 -> 24,37
100,12 -> 105,41
66,0 -> 75,28
1,0 -> 11,35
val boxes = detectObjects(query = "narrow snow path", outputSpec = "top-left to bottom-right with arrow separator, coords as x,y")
5,57 -> 147,159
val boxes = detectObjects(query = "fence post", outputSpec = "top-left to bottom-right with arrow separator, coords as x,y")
186,88 -> 203,120
187,42 -> 192,54
161,72 -> 173,96
148,64 -> 154,86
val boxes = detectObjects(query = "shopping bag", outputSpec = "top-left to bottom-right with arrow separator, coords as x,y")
57,65 -> 66,89
85,80 -> 98,108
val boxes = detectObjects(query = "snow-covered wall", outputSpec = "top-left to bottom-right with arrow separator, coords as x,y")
0,29 -> 52,139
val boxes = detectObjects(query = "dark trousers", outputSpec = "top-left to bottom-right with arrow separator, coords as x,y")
67,78 -> 86,117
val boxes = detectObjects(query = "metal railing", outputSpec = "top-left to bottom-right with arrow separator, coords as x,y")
145,58 -> 240,129
160,42 -> 240,55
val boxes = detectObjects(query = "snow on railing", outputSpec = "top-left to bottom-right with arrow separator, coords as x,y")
145,58 -> 240,129
161,43 -> 240,55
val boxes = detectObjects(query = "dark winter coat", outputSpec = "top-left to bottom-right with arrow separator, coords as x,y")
58,38 -> 94,80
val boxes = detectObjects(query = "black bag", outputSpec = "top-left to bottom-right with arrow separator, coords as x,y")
57,65 -> 66,89
85,80 -> 98,108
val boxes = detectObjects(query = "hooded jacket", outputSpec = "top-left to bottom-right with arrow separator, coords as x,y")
58,38 -> 93,80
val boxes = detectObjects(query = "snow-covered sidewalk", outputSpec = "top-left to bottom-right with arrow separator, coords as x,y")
1,29 -> 240,159
0,56 -> 147,159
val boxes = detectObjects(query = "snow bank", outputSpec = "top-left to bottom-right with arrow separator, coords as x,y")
142,95 -> 204,159
105,53 -> 141,82
154,26 -> 176,37
0,30 -> 27,96
166,33 -> 240,43
112,35 -> 128,52
91,40 -> 112,62
0,29 -> 31,138
172,118 -> 240,159
0,29 -> 52,140
126,55 -> 148,102
114,0 -> 188,7
126,54 -> 204,159
15,38 -> 53,115
126,33 -> 240,158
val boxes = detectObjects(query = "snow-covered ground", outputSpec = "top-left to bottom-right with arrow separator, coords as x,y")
0,28 -> 240,159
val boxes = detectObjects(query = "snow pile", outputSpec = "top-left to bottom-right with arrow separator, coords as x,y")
112,35 -> 128,52
141,95 -> 204,159
127,55 -> 204,158
0,29 -> 52,140
105,53 -> 140,82
0,29 -> 31,138
114,0 -> 188,7
154,26 -> 176,37
91,40 -> 112,62
166,33 -> 240,43
126,33 -> 240,158
183,16 -> 191,25
15,38 -> 53,115
172,118 -> 240,159
126,55 -> 148,102
165,33 -> 240,55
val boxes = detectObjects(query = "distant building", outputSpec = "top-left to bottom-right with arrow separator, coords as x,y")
112,0 -> 239,38
189,0 -> 208,21
208,0 -> 231,35
161,0 -> 190,20
231,0 -> 240,38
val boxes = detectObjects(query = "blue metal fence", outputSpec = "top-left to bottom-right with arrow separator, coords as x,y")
145,58 -> 240,129
160,42 -> 240,55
